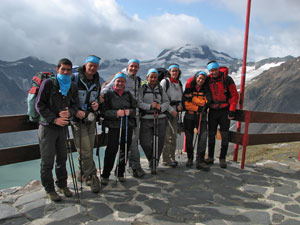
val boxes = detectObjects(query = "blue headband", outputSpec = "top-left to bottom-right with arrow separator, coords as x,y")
147,68 -> 158,77
168,64 -> 180,71
207,62 -> 219,71
196,71 -> 207,78
113,72 -> 127,81
128,59 -> 140,65
85,56 -> 100,64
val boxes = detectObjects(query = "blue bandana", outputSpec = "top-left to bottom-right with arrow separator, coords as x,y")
113,72 -> 127,82
168,64 -> 180,71
85,55 -> 100,64
57,74 -> 71,96
196,71 -> 207,78
128,59 -> 140,65
147,68 -> 158,77
207,62 -> 219,72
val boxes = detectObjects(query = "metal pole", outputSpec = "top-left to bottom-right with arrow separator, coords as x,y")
233,0 -> 252,161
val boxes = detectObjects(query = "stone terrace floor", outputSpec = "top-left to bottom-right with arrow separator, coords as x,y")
1,156 -> 300,225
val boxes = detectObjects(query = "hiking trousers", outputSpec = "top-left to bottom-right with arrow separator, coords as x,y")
162,116 -> 178,163
72,120 -> 97,178
128,116 -> 142,170
140,118 -> 166,169
102,127 -> 133,178
208,108 -> 230,159
38,125 -> 68,193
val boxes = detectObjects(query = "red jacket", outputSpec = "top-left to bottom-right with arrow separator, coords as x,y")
208,73 -> 239,112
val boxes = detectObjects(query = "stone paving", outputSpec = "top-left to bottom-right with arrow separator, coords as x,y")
0,156 -> 300,225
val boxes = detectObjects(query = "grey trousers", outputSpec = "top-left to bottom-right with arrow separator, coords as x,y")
162,116 -> 178,163
140,118 -> 166,168
128,117 -> 142,170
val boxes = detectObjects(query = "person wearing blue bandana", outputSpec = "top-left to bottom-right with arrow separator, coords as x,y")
71,55 -> 102,193
160,63 -> 183,168
138,68 -> 170,175
205,60 -> 239,169
101,72 -> 137,184
35,58 -> 79,202
101,58 -> 146,178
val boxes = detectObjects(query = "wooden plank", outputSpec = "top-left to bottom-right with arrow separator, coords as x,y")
247,133 -> 300,145
228,131 -> 243,145
0,115 -> 38,134
0,135 -> 104,166
250,111 -> 300,124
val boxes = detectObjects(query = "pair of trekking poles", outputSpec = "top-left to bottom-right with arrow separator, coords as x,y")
115,113 -> 129,182
64,119 -> 103,203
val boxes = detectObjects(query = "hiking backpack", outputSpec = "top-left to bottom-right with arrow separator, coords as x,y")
157,68 -> 182,92
27,72 -> 56,122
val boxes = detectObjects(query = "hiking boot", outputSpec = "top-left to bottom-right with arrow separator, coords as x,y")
162,162 -> 170,166
118,177 -> 126,182
58,186 -> 73,197
101,177 -> 109,185
186,159 -> 193,168
47,191 -> 62,202
85,176 -> 92,186
219,158 -> 227,169
205,157 -> 214,165
132,168 -> 146,178
196,162 -> 210,171
169,160 -> 178,168
150,167 -> 157,175
90,175 -> 100,193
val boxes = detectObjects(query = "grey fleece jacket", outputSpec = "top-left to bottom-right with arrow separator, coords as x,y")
138,83 -> 170,119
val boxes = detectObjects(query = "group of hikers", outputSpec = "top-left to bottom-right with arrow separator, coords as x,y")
34,55 -> 239,202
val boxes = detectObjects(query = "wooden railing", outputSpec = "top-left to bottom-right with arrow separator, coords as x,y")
228,110 -> 300,168
1,110 -> 300,167
0,115 -> 103,166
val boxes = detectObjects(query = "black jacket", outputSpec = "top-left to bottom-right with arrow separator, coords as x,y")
35,78 -> 79,126
103,89 -> 136,129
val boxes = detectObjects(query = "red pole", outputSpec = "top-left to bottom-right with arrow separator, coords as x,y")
233,0 -> 252,161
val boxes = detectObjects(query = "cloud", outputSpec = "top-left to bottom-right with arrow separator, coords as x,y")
0,0 -> 299,64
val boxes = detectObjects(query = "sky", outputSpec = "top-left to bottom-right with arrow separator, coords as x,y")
0,0 -> 299,65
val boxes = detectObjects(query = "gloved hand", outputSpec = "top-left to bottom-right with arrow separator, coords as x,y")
198,106 -> 203,112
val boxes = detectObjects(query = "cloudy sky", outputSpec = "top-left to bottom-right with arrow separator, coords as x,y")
0,0 -> 299,65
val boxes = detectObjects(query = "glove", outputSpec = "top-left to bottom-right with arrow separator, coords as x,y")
228,110 -> 235,118
198,106 -> 203,112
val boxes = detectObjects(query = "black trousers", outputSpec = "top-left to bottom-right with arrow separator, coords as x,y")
208,108 -> 230,159
38,125 -> 68,193
102,127 -> 133,178
184,114 -> 207,162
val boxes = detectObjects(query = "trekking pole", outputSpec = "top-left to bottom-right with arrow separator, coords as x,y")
95,123 -> 102,187
178,112 -> 183,167
115,116 -> 123,182
152,110 -> 158,175
193,108 -> 204,152
65,126 -> 80,203
124,114 -> 128,180
155,111 -> 159,172
79,123 -> 83,193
